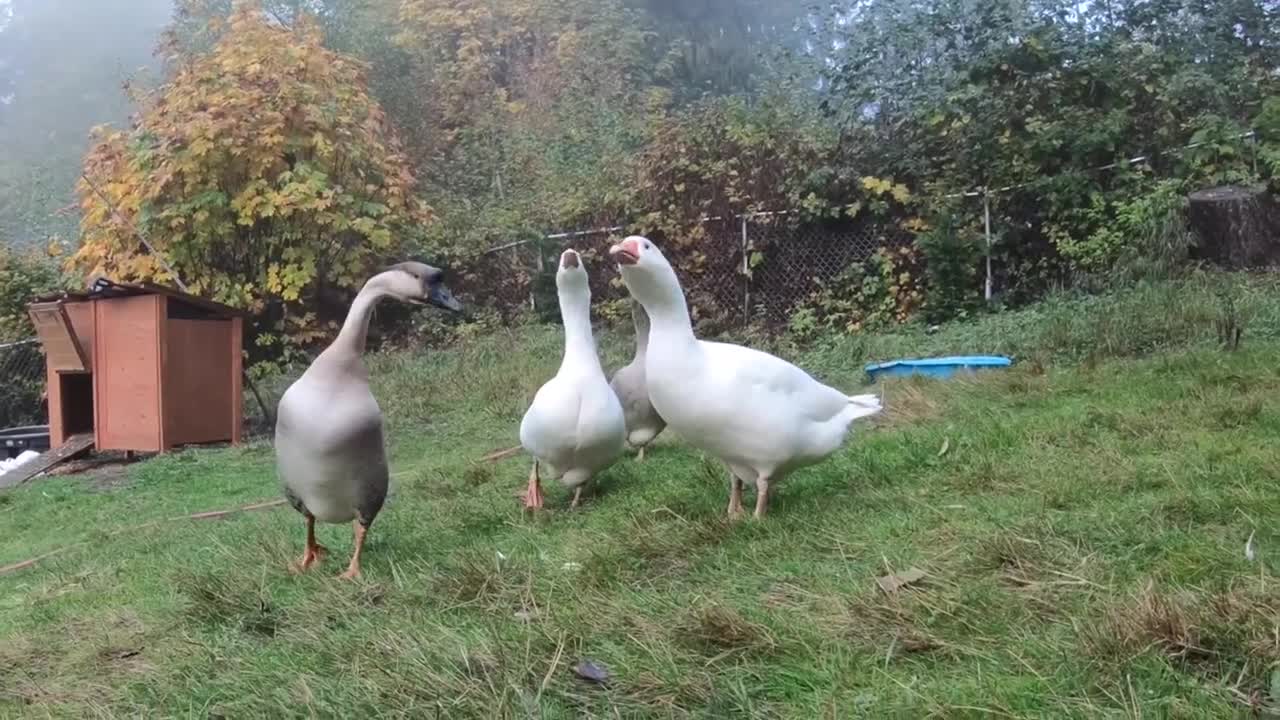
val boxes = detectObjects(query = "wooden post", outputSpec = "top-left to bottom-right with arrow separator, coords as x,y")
983,190 -> 994,302
230,316 -> 243,446
1251,131 -> 1259,177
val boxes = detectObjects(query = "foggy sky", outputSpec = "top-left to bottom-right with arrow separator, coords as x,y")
0,0 -> 174,246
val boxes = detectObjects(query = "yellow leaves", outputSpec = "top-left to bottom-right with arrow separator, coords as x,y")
189,137 -> 214,157
265,261 -> 313,302
71,2 -> 425,327
861,176 -> 892,194
861,176 -> 912,203
265,263 -> 283,294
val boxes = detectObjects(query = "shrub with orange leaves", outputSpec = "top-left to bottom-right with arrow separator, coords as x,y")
72,1 -> 430,343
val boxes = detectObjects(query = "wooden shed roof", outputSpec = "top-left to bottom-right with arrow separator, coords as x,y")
32,278 -> 248,317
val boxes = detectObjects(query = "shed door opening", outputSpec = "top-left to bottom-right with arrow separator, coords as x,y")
59,373 -> 94,436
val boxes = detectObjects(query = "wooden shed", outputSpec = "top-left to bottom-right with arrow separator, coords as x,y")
28,279 -> 244,453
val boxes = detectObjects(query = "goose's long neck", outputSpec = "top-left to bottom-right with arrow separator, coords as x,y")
631,302 -> 650,360
332,283 -> 385,358
643,273 -> 697,349
559,287 -> 602,372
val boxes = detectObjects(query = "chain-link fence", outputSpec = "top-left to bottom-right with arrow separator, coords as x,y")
0,339 -> 46,429
465,215 -> 916,331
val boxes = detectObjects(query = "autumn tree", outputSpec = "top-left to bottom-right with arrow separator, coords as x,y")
394,0 -> 662,247
72,1 -> 429,345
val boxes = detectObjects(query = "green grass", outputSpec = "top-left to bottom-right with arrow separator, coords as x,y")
3,273 -> 1280,718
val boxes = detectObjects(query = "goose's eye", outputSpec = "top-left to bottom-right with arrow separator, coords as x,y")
643,242 -> 651,249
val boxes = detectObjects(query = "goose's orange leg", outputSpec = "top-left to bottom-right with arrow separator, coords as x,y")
292,514 -> 328,572
727,474 -> 746,519
524,460 -> 544,510
753,474 -> 773,519
339,521 -> 368,580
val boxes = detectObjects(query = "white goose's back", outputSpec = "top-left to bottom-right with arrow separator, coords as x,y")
645,339 -> 862,474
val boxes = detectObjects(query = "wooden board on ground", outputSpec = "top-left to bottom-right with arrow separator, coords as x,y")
0,434 -> 95,489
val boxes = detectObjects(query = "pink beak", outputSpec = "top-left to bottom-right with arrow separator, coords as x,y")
609,238 -> 641,266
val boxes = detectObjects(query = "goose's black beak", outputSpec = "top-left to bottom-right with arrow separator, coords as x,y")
427,284 -> 463,312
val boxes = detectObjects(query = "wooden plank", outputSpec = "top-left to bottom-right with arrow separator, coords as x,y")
27,303 -> 88,372
62,301 -> 96,366
231,316 -> 243,445
163,319 -> 234,446
155,295 -> 167,451
94,295 -> 162,452
0,433 -> 94,489
84,278 -> 248,318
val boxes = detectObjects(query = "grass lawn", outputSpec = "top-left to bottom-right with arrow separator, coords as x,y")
2,274 -> 1280,718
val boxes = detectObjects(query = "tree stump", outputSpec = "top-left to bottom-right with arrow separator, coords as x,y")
1187,185 -> 1280,269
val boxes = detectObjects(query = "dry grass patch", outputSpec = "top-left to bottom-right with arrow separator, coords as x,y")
1082,580 -> 1280,690
678,602 -> 779,658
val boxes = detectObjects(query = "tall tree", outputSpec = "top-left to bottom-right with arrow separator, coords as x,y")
72,2 -> 429,345
393,0 -> 663,244
627,0 -> 809,98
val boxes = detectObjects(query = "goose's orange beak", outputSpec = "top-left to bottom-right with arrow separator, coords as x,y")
609,238 -> 641,266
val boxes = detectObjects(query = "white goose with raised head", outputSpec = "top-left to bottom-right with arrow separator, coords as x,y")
275,262 -> 462,578
518,249 -> 626,509
609,236 -> 882,519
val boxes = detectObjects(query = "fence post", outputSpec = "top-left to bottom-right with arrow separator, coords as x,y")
983,189 -> 994,303
741,215 -> 751,320
1251,130 -> 1259,177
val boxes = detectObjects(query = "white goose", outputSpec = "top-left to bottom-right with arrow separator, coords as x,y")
519,249 -> 626,509
609,236 -> 882,519
609,300 -> 666,460
275,262 -> 461,578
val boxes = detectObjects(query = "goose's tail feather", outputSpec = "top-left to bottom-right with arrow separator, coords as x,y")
847,392 -> 883,420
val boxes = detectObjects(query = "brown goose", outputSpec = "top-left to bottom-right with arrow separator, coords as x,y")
275,262 -> 461,578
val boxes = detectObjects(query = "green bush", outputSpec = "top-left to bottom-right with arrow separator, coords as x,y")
0,247 -> 65,429
917,211 -> 986,323
1255,95 -> 1280,192
788,245 -> 924,340
0,247 -> 68,342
